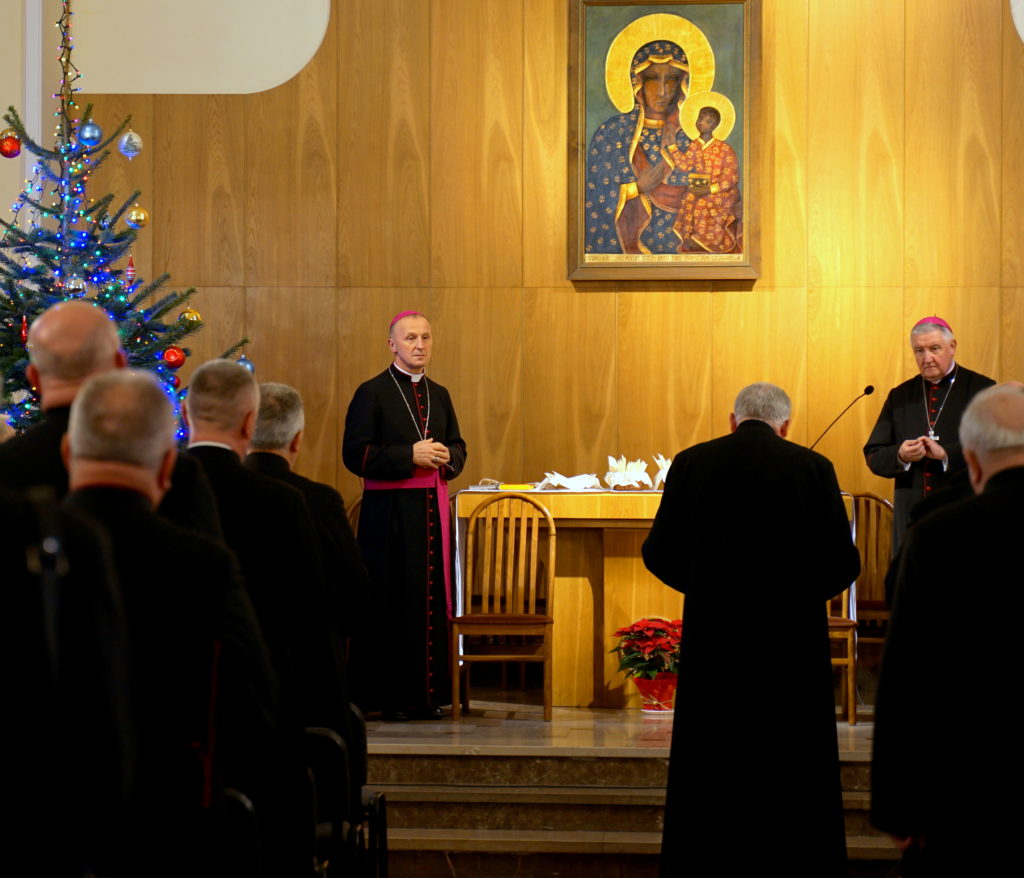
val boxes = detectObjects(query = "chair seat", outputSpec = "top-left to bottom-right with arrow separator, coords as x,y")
827,617 -> 857,631
454,613 -> 553,625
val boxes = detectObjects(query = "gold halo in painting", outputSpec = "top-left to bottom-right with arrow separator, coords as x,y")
605,13 -> 716,113
679,91 -> 736,143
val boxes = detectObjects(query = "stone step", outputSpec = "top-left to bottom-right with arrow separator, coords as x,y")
376,782 -> 884,837
369,754 -> 669,788
386,828 -> 897,861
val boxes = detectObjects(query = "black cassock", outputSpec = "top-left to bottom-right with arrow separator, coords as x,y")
643,420 -> 860,878
343,365 -> 467,713
863,364 -> 994,553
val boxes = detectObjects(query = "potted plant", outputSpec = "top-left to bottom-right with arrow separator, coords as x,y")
610,616 -> 682,714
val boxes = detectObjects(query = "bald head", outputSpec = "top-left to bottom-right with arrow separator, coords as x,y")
27,301 -> 126,408
959,383 -> 1024,492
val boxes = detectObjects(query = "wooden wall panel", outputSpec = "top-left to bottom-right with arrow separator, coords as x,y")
806,288 -> 904,495
902,288 -> 1003,382
246,288 -> 340,488
245,2 -> 338,287
523,0 -> 570,289
171,287 -> 247,387
807,0 -> 904,287
76,1 -> 1022,622
429,288 -> 524,489
756,0 -> 808,289
1003,289 -> 1024,381
521,288 -> 616,480
904,0 -> 1002,287
711,288 -> 808,443
335,288 -> 431,503
1002,1 -> 1024,285
76,95 -> 155,276
429,0 -> 523,288
337,0 -> 430,287
617,291 -> 714,459
152,95 -> 245,286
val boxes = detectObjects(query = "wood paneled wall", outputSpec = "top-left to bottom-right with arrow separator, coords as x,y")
82,0 -> 1024,506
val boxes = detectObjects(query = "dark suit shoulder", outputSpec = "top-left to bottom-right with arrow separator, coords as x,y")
0,409 -> 70,494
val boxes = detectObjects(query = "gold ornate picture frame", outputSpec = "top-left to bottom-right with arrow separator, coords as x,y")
569,0 -> 761,280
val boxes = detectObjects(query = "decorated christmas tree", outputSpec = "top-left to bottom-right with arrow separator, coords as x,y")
0,0 -> 243,434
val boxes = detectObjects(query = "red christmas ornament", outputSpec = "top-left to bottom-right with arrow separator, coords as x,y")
162,346 -> 186,369
20,315 -> 28,343
0,135 -> 21,158
124,254 -> 136,285
168,374 -> 181,389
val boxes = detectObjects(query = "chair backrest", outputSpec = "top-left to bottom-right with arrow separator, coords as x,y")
848,492 -> 894,606
464,493 -> 556,617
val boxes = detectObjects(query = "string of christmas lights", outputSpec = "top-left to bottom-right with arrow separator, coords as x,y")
1,0 -> 245,435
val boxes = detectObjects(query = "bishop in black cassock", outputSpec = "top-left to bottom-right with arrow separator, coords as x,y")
342,312 -> 467,719
864,317 -> 994,553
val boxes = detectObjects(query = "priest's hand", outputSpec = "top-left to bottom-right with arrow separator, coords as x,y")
413,440 -> 450,470
897,438 -> 926,463
921,436 -> 947,462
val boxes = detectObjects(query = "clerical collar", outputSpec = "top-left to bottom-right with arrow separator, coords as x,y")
392,363 -> 425,383
927,361 -> 957,386
189,440 -> 234,452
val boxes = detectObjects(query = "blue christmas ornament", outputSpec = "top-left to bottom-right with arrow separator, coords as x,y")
237,355 -> 255,374
78,119 -> 103,147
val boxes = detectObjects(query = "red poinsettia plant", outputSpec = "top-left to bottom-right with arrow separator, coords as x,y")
610,616 -> 682,680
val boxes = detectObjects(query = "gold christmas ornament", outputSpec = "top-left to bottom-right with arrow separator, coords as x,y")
179,307 -> 202,325
126,204 -> 150,229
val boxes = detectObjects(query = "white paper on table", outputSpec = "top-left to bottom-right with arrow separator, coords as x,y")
535,471 -> 602,491
603,455 -> 653,490
653,454 -> 672,490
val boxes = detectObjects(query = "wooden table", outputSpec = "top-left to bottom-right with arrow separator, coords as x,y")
455,490 -> 682,709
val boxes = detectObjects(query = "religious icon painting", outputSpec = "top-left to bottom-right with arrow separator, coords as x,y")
569,0 -> 761,279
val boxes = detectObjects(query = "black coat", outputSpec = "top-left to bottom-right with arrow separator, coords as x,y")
63,485 -> 277,876
864,365 -> 995,551
0,405 -> 222,535
643,420 -> 860,877
3,486 -> 130,876
872,465 -> 1024,874
244,451 -> 371,631
187,445 -> 347,732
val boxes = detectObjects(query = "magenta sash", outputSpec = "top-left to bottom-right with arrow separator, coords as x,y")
363,468 -> 452,617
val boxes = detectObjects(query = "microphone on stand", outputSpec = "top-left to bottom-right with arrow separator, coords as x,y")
809,386 -> 875,451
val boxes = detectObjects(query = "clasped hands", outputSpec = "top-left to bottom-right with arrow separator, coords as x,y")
897,436 -> 946,464
413,439 -> 451,470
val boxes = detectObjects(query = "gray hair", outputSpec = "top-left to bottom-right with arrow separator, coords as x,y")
185,359 -> 259,432
959,385 -> 1024,456
68,370 -> 175,470
733,382 -> 791,428
251,382 -> 305,451
910,322 -> 954,343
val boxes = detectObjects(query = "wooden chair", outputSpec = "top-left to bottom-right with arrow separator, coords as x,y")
848,492 -> 894,643
451,493 -> 557,721
827,578 -> 858,725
